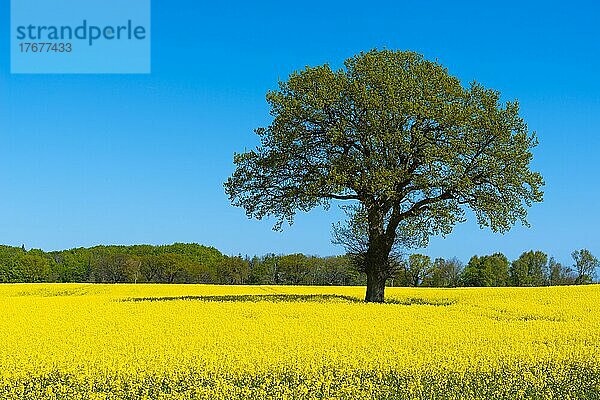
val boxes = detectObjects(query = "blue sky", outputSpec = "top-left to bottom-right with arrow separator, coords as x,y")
0,0 -> 599,266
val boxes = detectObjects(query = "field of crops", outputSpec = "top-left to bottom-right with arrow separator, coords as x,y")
0,284 -> 599,399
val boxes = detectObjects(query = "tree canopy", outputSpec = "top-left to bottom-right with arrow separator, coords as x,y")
226,49 -> 544,301
510,250 -> 548,286
572,249 -> 599,284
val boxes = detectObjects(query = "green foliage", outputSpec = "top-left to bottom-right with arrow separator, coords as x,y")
422,258 -> 464,287
0,243 -> 594,288
0,245 -> 28,282
225,49 -> 543,239
246,253 -> 363,286
510,250 -> 548,286
225,49 -> 544,301
397,254 -> 432,287
0,246 -> 54,283
572,249 -> 598,284
0,244 -> 364,286
548,257 -> 575,286
461,253 -> 510,287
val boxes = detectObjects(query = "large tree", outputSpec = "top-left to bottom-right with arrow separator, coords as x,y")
225,49 -> 544,302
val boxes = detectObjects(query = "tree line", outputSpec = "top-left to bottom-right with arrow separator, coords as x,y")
0,243 -> 361,285
0,243 -> 596,287
391,249 -> 597,287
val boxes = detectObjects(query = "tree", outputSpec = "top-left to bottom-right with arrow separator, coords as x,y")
141,255 -> 163,282
260,254 -> 281,284
219,255 -> 250,284
422,257 -> 463,287
316,255 -> 362,286
571,249 -> 598,284
276,254 -> 312,285
94,253 -> 129,283
247,256 -> 270,284
548,257 -> 575,286
50,248 -> 92,282
399,254 -> 431,286
510,250 -> 548,286
157,253 -> 188,283
461,253 -> 509,287
17,251 -> 53,282
224,49 -> 544,302
123,255 -> 142,283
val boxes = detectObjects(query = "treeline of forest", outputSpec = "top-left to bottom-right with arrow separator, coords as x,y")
0,243 -> 360,285
0,243 -> 597,287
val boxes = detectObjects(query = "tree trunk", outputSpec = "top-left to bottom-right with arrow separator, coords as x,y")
364,237 -> 392,303
365,267 -> 387,302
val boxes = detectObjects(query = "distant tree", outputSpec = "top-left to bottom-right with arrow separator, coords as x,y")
50,249 -> 92,282
0,245 -> 30,282
572,249 -> 598,284
445,258 -> 464,287
422,257 -> 464,287
225,49 -> 544,302
219,255 -> 250,284
141,255 -> 162,282
398,254 -> 431,287
94,253 -> 129,283
510,250 -> 548,286
461,253 -> 509,287
317,255 -> 362,285
548,257 -> 575,286
17,251 -> 52,282
247,256 -> 268,284
261,254 -> 281,284
276,254 -> 312,285
461,256 -> 483,286
124,255 -> 142,283
157,253 -> 188,283
245,253 -> 362,286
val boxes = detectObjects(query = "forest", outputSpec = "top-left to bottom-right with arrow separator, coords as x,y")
0,243 -> 595,287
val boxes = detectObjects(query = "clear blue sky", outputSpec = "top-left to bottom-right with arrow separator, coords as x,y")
1,0 -> 599,266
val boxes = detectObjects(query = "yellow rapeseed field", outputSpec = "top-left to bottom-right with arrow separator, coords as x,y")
0,284 -> 599,399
